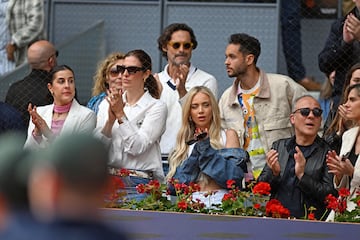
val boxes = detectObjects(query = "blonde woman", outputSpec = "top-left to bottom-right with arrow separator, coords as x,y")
87,52 -> 125,114
167,86 -> 248,207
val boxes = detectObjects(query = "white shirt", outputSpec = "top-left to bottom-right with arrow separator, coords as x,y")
158,64 -> 218,155
95,91 -> 168,182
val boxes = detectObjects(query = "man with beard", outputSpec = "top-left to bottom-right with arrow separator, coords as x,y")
156,23 -> 218,162
219,33 -> 307,185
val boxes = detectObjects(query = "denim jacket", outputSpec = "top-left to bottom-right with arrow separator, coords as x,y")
169,137 -> 249,195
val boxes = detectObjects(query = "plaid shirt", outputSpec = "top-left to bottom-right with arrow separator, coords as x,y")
6,0 -> 45,65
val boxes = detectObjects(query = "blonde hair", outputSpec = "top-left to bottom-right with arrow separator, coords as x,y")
91,52 -> 125,96
166,86 -> 223,180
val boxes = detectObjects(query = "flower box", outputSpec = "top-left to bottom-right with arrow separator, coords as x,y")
102,208 -> 359,240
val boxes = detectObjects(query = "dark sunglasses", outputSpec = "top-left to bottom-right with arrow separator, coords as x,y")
293,108 -> 323,117
116,65 -> 145,75
168,41 -> 193,50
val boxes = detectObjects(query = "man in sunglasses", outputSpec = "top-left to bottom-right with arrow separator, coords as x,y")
219,33 -> 307,184
258,95 -> 337,220
156,23 -> 218,161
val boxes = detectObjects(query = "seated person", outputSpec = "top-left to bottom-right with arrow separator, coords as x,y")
326,83 -> 360,220
24,65 -> 96,149
258,95 -> 337,220
95,49 -> 167,200
166,86 -> 248,207
87,52 -> 125,114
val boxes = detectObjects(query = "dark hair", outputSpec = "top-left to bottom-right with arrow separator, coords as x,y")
125,49 -> 160,99
324,64 -> 360,138
228,33 -> 261,64
157,23 -> 198,58
49,64 -> 75,84
346,83 -> 360,97
341,63 -> 360,102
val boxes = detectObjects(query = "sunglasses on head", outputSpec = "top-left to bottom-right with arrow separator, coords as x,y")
168,41 -> 194,50
293,108 -> 323,117
116,65 -> 145,75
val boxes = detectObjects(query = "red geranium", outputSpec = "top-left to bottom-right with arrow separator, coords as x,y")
252,182 -> 271,195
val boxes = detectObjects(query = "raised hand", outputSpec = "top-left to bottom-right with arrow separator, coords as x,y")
266,149 -> 280,176
294,146 -> 306,179
28,103 -> 53,139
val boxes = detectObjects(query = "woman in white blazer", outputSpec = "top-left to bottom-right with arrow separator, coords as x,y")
326,83 -> 360,218
24,65 -> 96,149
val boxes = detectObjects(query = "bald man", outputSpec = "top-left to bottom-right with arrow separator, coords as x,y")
5,40 -> 57,129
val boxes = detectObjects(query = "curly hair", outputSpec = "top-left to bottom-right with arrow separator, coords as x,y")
157,23 -> 198,58
91,52 -> 125,96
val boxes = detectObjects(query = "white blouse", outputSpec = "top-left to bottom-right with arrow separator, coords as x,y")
94,91 -> 168,182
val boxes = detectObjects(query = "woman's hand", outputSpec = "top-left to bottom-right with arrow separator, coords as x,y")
107,88 -> 125,121
326,150 -> 354,184
28,103 -> 53,139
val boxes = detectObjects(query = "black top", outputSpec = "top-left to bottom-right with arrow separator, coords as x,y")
5,69 -> 53,127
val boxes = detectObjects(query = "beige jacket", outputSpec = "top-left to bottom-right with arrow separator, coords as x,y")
219,69 -> 307,160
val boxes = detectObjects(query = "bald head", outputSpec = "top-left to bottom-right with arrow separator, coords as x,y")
27,40 -> 57,71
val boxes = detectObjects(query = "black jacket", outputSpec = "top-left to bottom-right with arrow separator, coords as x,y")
258,136 -> 337,220
318,7 -> 360,107
5,69 -> 53,128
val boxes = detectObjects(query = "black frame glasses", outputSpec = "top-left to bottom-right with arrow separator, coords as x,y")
293,108 -> 323,117
168,41 -> 194,50
116,65 -> 145,75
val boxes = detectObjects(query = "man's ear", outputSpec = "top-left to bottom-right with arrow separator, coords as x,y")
290,113 -> 295,125
245,54 -> 255,66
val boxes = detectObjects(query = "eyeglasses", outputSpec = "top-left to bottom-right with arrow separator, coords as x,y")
109,67 -> 121,77
293,108 -> 323,117
116,65 -> 145,75
168,41 -> 194,50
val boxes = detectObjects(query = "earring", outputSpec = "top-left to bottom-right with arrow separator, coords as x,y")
189,116 -> 192,122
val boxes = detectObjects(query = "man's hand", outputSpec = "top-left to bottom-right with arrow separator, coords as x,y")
266,149 -> 281,176
294,146 -> 306,179
174,64 -> 189,98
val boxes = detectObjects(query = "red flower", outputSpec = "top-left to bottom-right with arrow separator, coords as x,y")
308,213 -> 315,220
222,192 -> 233,201
252,182 -> 271,195
325,194 -> 338,210
226,179 -> 236,189
338,188 -> 350,197
253,203 -> 261,209
177,200 -> 188,211
119,168 -> 131,177
265,199 -> 290,218
136,184 -> 146,194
